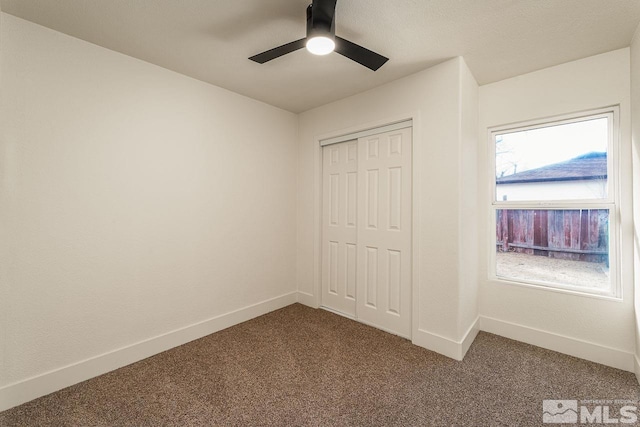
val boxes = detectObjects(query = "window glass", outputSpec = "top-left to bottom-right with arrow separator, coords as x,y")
495,208 -> 610,291
495,117 -> 608,202
491,110 -> 617,297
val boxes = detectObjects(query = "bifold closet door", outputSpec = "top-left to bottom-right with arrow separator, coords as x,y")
321,140 -> 358,317
356,127 -> 412,338
321,127 -> 412,338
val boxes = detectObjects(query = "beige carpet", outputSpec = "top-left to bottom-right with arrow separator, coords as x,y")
1,304 -> 638,426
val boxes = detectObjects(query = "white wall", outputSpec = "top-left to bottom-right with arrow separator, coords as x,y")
458,60 -> 480,346
0,13 -> 298,410
631,23 -> 640,382
296,57 -> 479,359
478,48 -> 635,371
497,179 -> 607,202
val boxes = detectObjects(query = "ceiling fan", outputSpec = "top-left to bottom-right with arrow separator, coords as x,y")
248,0 -> 388,71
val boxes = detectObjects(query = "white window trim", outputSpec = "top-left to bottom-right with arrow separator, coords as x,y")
487,106 -> 621,300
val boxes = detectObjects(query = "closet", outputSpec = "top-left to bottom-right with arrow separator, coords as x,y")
321,124 -> 412,338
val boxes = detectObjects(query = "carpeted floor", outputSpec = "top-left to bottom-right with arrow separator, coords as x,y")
1,303 -> 638,426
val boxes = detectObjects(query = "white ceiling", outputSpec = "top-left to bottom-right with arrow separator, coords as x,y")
2,0 -> 640,113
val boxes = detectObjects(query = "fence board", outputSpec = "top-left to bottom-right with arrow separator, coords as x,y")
496,209 -> 608,263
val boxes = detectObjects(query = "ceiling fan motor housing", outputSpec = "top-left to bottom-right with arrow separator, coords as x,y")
306,3 -> 335,40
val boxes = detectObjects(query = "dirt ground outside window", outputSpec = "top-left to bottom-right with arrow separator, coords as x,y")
496,251 -> 609,290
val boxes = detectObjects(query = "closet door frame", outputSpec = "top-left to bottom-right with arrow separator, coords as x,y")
312,112 -> 420,341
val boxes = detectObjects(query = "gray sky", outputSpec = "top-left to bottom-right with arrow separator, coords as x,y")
495,117 -> 608,177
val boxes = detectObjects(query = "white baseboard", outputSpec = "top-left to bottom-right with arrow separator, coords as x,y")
296,291 -> 318,308
480,315 -> 635,372
461,318 -> 480,359
0,292 -> 297,412
635,355 -> 640,385
412,317 -> 480,361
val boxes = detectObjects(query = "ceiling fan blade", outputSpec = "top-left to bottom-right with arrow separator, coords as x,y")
334,36 -> 388,71
249,38 -> 307,64
311,0 -> 337,33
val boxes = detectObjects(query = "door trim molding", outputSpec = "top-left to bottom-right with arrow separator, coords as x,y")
320,119 -> 413,146
312,111 -> 421,339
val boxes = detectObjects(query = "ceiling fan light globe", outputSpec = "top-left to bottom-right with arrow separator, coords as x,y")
306,36 -> 335,55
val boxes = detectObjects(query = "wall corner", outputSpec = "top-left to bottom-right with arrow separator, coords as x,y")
630,20 -> 640,381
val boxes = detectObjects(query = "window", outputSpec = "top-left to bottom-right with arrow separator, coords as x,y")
489,107 -> 619,298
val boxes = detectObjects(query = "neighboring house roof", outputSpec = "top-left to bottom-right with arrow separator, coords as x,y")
496,152 -> 607,184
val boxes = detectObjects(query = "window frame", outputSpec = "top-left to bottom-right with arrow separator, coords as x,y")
488,106 -> 621,299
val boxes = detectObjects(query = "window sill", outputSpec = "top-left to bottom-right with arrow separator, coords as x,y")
488,275 -> 623,302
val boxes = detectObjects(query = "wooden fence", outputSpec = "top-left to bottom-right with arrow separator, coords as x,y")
496,209 -> 609,263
